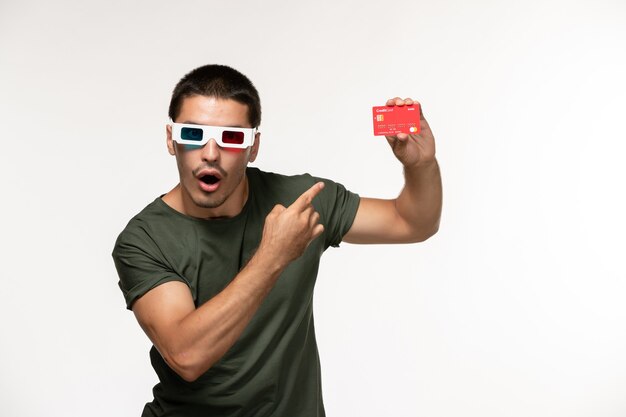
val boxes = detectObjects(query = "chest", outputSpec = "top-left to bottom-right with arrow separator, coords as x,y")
174,218 -> 261,306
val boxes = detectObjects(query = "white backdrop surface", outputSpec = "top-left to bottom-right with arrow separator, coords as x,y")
1,0 -> 625,416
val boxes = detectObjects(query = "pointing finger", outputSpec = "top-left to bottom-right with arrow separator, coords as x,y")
292,181 -> 325,209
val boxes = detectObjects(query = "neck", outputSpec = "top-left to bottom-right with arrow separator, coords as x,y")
162,174 -> 249,219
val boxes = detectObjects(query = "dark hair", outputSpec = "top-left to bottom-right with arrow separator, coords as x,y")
168,64 -> 261,128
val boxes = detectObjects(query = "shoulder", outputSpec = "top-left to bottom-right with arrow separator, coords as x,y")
249,167 -> 317,187
112,197 -> 191,258
114,198 -> 164,242
249,166 -> 353,193
249,167 -> 356,203
248,167 -> 320,205
248,167 -> 359,235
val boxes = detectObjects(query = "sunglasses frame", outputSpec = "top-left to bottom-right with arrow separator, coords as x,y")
170,123 -> 257,149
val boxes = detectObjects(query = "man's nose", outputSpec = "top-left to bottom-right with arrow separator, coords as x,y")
201,138 -> 220,162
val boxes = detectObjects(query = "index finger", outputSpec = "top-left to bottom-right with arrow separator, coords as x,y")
292,181 -> 325,209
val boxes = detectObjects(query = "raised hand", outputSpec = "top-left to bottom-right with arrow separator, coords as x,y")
384,97 -> 436,169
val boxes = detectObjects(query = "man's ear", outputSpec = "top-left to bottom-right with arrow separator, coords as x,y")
166,124 -> 176,155
248,131 -> 261,163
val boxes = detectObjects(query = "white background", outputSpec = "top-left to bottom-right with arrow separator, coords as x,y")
1,0 -> 625,416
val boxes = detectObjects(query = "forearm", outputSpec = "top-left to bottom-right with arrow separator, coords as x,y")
167,248 -> 284,381
395,158 -> 442,241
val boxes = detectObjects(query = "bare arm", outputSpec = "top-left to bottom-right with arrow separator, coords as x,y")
132,182 -> 326,382
343,98 -> 442,244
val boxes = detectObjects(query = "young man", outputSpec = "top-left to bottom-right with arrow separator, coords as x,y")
113,64 -> 442,417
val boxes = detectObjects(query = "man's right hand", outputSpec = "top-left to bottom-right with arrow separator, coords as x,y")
257,182 -> 325,268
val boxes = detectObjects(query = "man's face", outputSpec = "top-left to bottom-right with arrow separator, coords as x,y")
166,95 -> 260,219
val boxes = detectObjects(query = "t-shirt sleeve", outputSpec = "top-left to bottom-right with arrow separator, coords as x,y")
112,222 -> 187,310
311,175 -> 361,249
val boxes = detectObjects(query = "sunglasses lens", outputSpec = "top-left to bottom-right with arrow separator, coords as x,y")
181,127 -> 204,141
222,130 -> 245,145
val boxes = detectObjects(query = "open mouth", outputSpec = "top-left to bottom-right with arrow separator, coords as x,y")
200,174 -> 220,185
195,168 -> 224,192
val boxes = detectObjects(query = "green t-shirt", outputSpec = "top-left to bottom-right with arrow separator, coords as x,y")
112,167 -> 360,417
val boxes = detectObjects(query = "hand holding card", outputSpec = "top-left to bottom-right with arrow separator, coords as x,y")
372,103 -> 421,136
374,97 -> 436,170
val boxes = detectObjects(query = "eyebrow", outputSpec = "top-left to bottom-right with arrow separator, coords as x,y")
180,121 -> 247,128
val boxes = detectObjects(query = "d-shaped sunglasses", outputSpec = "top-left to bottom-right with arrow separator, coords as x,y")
171,123 -> 257,149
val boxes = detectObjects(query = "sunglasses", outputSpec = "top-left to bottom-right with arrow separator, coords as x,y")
170,123 -> 257,149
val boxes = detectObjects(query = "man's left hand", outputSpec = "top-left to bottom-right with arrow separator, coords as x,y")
384,97 -> 436,169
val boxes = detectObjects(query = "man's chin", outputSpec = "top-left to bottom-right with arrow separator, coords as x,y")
192,194 -> 227,209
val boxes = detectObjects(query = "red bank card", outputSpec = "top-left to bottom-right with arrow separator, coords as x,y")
372,104 -> 421,136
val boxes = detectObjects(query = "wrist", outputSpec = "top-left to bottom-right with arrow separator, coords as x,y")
404,157 -> 438,174
251,243 -> 287,276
